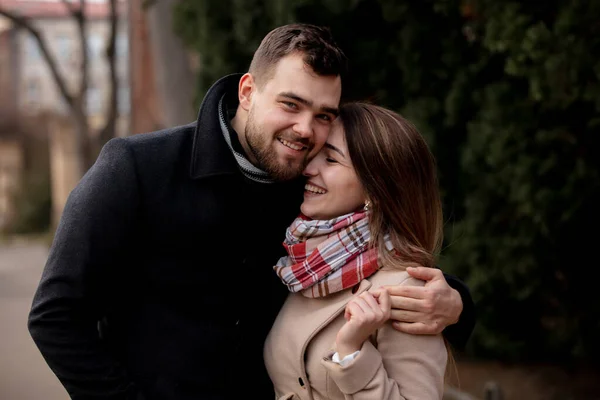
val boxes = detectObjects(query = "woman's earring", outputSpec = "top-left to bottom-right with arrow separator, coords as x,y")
363,200 -> 371,211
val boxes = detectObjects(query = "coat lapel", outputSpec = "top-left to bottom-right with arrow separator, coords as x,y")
271,279 -> 372,396
300,279 -> 373,347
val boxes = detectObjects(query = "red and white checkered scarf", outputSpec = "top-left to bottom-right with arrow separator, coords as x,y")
274,211 -> 391,298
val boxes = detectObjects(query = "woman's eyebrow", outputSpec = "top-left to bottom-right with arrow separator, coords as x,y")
325,143 -> 345,158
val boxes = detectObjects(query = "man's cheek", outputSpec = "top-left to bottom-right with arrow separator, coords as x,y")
314,133 -> 330,152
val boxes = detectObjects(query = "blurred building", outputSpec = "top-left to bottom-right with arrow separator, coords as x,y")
0,16 -> 22,231
0,0 -> 197,230
0,0 -> 130,134
127,0 -> 162,134
0,127 -> 23,232
127,0 -> 199,133
0,0 -> 129,231
0,19 -> 18,113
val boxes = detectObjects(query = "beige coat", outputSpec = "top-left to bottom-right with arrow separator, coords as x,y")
264,268 -> 448,400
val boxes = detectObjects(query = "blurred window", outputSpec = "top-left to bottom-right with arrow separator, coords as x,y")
116,33 -> 128,59
118,86 -> 130,115
26,36 -> 41,61
86,83 -> 102,115
55,34 -> 71,61
26,78 -> 40,103
88,34 -> 104,60
24,78 -> 42,112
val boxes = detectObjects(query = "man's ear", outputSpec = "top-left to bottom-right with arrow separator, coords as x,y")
238,73 -> 255,111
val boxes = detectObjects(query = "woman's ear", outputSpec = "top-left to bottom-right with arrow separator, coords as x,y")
363,199 -> 371,211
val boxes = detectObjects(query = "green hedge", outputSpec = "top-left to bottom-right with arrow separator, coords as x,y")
173,0 -> 600,363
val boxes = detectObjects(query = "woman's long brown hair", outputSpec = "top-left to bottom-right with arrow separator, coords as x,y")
340,102 -> 458,386
339,102 -> 444,271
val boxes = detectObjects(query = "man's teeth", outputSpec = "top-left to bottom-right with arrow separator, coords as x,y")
305,184 -> 327,194
279,138 -> 306,151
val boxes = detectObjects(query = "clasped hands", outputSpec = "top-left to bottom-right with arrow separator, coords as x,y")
336,267 -> 463,357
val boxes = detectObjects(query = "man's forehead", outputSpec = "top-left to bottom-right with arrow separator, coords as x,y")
266,72 -> 341,108
272,53 -> 315,75
268,55 -> 341,89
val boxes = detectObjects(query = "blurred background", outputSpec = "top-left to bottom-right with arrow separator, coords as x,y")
0,0 -> 598,399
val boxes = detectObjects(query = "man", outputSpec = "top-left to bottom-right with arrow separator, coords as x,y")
29,24 -> 474,400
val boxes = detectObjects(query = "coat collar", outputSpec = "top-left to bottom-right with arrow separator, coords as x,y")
189,73 -> 244,180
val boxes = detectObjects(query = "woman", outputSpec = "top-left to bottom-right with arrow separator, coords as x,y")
264,102 -> 448,399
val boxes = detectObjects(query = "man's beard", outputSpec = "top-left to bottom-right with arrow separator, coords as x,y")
245,110 -> 310,182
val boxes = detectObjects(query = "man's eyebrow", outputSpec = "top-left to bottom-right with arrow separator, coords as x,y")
279,92 -> 312,106
279,92 -> 339,117
325,142 -> 346,158
322,106 -> 339,117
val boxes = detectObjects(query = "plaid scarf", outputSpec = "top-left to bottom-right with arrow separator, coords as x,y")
274,211 -> 392,298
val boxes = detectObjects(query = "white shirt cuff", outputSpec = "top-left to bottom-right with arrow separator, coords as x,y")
332,351 -> 360,367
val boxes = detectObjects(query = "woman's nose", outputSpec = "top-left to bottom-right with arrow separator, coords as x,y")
302,158 -> 319,177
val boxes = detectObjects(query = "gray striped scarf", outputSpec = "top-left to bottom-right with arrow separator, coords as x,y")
218,95 -> 274,184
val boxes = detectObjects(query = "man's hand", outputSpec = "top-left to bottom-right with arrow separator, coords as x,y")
385,267 -> 463,335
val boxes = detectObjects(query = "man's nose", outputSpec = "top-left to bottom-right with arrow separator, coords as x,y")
293,114 -> 313,138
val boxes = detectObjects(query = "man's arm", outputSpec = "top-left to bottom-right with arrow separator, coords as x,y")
28,138 -> 142,400
441,271 -> 476,349
385,267 -> 476,350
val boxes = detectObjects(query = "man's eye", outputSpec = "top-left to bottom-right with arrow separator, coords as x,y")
317,114 -> 332,122
283,101 -> 298,109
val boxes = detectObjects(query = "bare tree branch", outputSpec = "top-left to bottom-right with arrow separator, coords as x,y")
99,0 -> 118,143
0,7 -> 75,110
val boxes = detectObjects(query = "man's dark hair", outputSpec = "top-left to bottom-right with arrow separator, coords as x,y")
249,23 -> 347,87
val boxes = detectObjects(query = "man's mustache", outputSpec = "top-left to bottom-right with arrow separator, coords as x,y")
276,132 -> 313,148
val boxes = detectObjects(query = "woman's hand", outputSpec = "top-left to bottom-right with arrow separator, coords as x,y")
336,288 -> 391,358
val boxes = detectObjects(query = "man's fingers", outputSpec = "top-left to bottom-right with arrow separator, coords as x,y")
391,321 -> 437,335
390,309 -> 421,323
406,266 -> 443,282
389,295 -> 424,312
384,285 -> 425,299
377,289 -> 391,314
